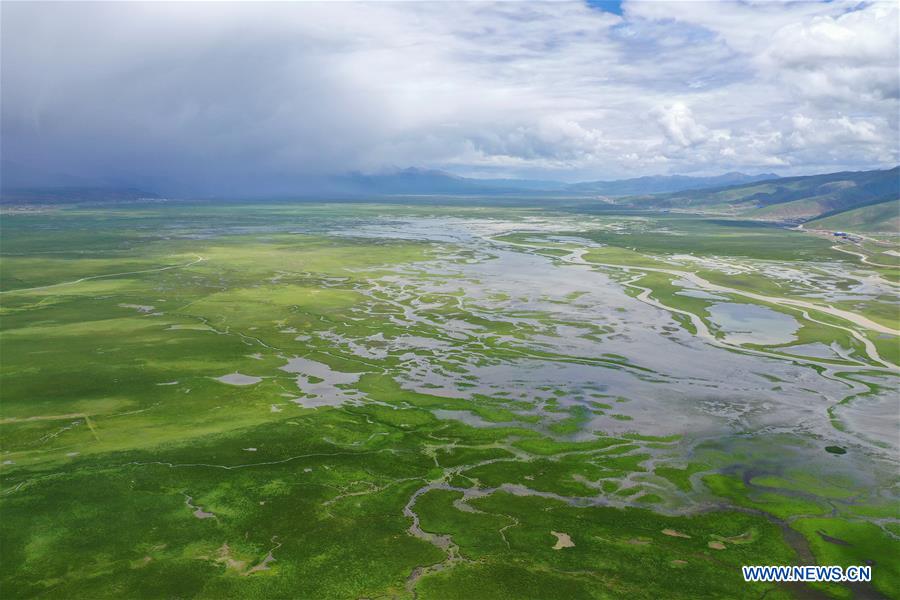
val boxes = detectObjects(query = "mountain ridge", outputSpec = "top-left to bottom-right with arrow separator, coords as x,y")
625,166 -> 898,228
2,162 -> 778,199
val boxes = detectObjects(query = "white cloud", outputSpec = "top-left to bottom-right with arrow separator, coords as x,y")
653,102 -> 710,147
762,2 -> 899,106
789,114 -> 883,147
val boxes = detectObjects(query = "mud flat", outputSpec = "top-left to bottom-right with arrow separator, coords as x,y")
214,372 -> 263,386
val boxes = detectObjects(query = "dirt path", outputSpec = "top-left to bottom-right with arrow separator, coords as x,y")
0,255 -> 206,294
0,412 -> 100,440
829,244 -> 898,270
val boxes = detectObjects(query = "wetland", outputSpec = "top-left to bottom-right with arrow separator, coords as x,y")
1,201 -> 897,599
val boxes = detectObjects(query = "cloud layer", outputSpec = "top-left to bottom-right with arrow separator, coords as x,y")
2,1 -> 897,194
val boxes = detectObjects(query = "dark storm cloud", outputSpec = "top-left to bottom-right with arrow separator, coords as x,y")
2,2 -> 398,194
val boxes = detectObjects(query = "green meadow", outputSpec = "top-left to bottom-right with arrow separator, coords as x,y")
1,202 -> 897,599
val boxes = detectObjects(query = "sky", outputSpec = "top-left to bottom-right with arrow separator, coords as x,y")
2,0 -> 898,195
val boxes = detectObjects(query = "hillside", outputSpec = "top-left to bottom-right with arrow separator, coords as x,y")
805,198 -> 900,233
635,167 -> 899,223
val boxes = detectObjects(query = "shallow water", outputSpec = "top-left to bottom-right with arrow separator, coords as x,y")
280,356 -> 363,407
215,372 -> 262,386
706,302 -> 800,345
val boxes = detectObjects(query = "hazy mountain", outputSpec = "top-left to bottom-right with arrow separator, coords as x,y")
316,169 -> 780,197
473,178 -> 570,192
0,187 -> 160,204
567,172 -> 779,196
0,160 -> 161,203
3,155 -> 782,199
321,168 -> 536,195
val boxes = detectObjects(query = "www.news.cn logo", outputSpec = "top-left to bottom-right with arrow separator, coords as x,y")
742,565 -> 872,583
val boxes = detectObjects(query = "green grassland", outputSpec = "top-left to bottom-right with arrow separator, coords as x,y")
807,200 -> 900,234
1,203 -> 897,598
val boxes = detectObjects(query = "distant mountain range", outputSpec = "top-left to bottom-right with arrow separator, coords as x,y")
318,169 -> 551,196
0,160 -> 161,203
0,163 -> 779,200
0,186 -> 159,204
320,168 -> 779,197
2,161 -> 897,232
566,172 -> 779,195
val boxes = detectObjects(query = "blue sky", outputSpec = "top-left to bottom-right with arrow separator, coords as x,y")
2,1 -> 897,194
587,0 -> 625,15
